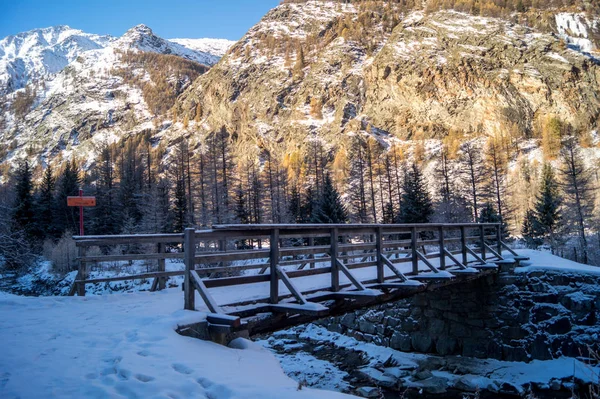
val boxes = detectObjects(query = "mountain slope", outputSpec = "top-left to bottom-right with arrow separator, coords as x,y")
0,25 -> 232,168
174,1 -> 600,155
0,25 -> 114,94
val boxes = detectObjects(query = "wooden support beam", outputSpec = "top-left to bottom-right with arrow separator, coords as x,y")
416,250 -> 440,273
466,246 -> 486,264
444,249 -> 467,270
336,259 -> 367,290
496,224 -> 502,258
157,242 -> 166,290
76,247 -> 87,296
184,228 -> 196,311
484,243 -> 503,260
438,226 -> 446,270
308,236 -> 315,269
376,227 -> 384,283
460,226 -> 468,266
270,229 -> 280,304
411,227 -> 418,274
331,228 -> 340,292
479,225 -> 486,261
276,266 -> 308,305
500,241 -> 520,257
380,255 -> 409,282
190,270 -> 222,314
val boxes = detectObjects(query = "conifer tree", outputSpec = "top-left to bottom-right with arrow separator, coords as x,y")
398,163 -> 433,224
55,160 -> 81,235
37,165 -> 57,239
559,137 -> 595,264
311,174 -> 348,224
12,161 -> 36,239
521,209 -> 542,249
533,163 -> 561,253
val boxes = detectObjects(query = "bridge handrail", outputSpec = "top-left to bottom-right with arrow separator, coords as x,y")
69,223 -> 503,303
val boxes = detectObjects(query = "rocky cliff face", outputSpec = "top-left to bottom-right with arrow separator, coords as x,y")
175,2 -> 600,155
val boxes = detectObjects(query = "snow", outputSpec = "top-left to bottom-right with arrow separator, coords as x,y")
514,249 -> 600,276
0,290 -> 352,399
555,13 -> 596,54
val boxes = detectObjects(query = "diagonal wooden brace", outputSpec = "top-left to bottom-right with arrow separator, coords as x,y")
466,246 -> 486,264
190,270 -> 223,314
336,259 -> 367,290
444,249 -> 467,270
416,251 -> 440,273
380,255 -> 409,282
276,266 -> 309,305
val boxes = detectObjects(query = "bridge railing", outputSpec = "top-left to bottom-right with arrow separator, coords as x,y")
69,223 -> 516,318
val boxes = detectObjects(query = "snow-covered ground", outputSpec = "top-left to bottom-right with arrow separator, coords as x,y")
0,289 -> 351,399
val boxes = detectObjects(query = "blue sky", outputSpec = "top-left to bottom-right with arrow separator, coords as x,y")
0,0 -> 281,40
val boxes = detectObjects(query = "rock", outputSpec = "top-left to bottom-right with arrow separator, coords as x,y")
502,345 -> 529,362
411,376 -> 448,394
435,336 -> 457,356
358,320 -> 377,335
428,318 -> 445,335
546,316 -> 572,335
562,292 -> 595,312
530,334 -> 552,360
386,317 -> 400,328
411,333 -> 433,353
390,332 -> 412,351
401,318 -> 420,332
532,304 -> 563,323
550,379 -> 561,391
383,368 -> 410,379
414,370 -> 433,380
356,387 -> 380,398
340,313 -> 356,328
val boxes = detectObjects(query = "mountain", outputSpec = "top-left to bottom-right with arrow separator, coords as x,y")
174,1 -> 600,151
0,24 -> 234,168
168,38 -> 235,64
0,25 -> 114,94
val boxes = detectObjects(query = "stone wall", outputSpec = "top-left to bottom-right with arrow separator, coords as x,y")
315,271 -> 600,362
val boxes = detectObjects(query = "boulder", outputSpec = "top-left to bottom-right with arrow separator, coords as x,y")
356,387 -> 380,398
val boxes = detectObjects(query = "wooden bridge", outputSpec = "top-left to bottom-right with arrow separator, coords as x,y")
69,223 -> 527,335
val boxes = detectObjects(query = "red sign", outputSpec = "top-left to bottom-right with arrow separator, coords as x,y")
67,197 -> 96,207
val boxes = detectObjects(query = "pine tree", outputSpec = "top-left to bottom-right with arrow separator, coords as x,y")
12,162 -> 36,239
533,163 -> 561,253
311,174 -> 348,224
288,184 -> 302,223
521,209 -> 542,249
55,160 -> 81,235
398,163 -> 433,224
37,165 -> 57,239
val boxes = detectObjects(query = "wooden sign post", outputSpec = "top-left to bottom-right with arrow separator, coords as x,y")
67,189 -> 96,236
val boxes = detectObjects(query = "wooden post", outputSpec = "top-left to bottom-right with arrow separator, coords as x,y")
411,227 -> 418,274
157,243 -> 166,290
270,228 -> 280,304
438,226 -> 446,270
308,236 -> 315,269
76,246 -> 87,296
496,223 -> 502,258
331,228 -> 339,292
376,227 -> 383,283
460,226 -> 468,266
184,228 -> 196,311
479,225 -> 486,261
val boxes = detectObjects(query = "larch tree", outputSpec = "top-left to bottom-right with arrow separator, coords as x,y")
559,137 -> 595,264
459,141 -> 487,222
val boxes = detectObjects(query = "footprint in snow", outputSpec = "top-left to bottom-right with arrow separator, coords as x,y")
134,374 -> 155,383
172,363 -> 194,375
0,372 -> 10,388
118,368 -> 132,381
